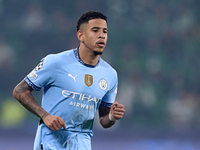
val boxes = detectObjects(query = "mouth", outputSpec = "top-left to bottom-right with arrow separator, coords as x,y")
97,41 -> 105,47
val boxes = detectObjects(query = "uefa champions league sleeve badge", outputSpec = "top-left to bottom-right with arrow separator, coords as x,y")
35,61 -> 44,71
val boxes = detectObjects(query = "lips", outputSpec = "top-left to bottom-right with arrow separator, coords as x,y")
97,41 -> 105,47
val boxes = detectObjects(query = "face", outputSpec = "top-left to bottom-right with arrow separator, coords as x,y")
78,18 -> 108,55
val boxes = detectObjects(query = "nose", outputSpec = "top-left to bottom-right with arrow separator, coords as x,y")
98,30 -> 106,39
98,33 -> 105,39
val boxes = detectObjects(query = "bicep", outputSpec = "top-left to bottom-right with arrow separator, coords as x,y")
13,80 -> 33,98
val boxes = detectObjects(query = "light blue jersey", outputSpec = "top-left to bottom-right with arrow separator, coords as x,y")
24,48 -> 118,150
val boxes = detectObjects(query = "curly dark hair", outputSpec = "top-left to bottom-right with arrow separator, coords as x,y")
76,11 -> 107,31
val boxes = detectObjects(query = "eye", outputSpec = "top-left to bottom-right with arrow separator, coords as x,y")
93,29 -> 98,32
103,30 -> 108,33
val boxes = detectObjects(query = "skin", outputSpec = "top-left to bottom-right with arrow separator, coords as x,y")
13,18 -> 125,131
13,80 -> 66,131
77,19 -> 108,66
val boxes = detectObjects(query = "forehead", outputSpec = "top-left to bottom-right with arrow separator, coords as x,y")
82,18 -> 107,30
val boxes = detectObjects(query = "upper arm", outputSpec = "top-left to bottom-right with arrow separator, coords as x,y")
13,80 -> 33,98
27,55 -> 57,89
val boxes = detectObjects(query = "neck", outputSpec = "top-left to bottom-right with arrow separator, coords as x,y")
78,46 -> 100,66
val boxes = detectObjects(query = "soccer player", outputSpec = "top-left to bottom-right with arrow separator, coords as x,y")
13,11 -> 125,150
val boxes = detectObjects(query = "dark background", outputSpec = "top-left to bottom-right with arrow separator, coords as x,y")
1,0 -> 200,149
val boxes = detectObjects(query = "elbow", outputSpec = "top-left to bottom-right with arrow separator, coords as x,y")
13,87 -> 18,100
13,85 -> 22,101
100,121 -> 115,128
101,124 -> 110,129
99,118 -> 113,129
100,122 -> 107,128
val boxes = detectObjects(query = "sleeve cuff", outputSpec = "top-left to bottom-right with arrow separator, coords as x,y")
24,77 -> 41,91
100,101 -> 112,108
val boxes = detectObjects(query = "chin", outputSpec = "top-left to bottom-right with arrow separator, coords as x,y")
93,50 -> 103,55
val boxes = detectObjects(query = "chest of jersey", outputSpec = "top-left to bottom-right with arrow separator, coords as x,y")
56,62 -> 109,104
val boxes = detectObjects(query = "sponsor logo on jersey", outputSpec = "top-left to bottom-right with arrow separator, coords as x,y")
35,61 -> 44,71
69,101 -> 95,110
62,90 -> 102,110
62,90 -> 102,103
84,74 -> 93,87
99,79 -> 107,90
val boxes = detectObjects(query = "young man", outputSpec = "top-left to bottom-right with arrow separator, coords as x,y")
13,11 -> 125,150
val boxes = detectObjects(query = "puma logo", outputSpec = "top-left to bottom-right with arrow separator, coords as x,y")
68,73 -> 77,82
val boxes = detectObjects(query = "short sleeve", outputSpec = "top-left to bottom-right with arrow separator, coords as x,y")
24,54 -> 57,91
101,73 -> 118,108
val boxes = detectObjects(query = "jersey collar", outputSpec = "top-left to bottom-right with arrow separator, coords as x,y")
73,48 -> 100,68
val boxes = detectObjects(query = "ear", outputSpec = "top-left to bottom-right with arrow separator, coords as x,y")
77,30 -> 84,43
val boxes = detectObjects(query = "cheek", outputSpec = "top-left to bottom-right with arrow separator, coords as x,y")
86,37 -> 95,44
84,38 -> 94,47
84,38 -> 90,44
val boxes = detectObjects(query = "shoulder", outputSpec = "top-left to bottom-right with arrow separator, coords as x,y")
99,58 -> 117,76
47,49 -> 74,59
44,49 -> 74,63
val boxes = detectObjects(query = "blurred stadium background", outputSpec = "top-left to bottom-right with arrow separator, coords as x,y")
1,0 -> 200,149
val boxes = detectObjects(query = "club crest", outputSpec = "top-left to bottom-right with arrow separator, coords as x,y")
85,74 -> 93,87
99,79 -> 107,90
